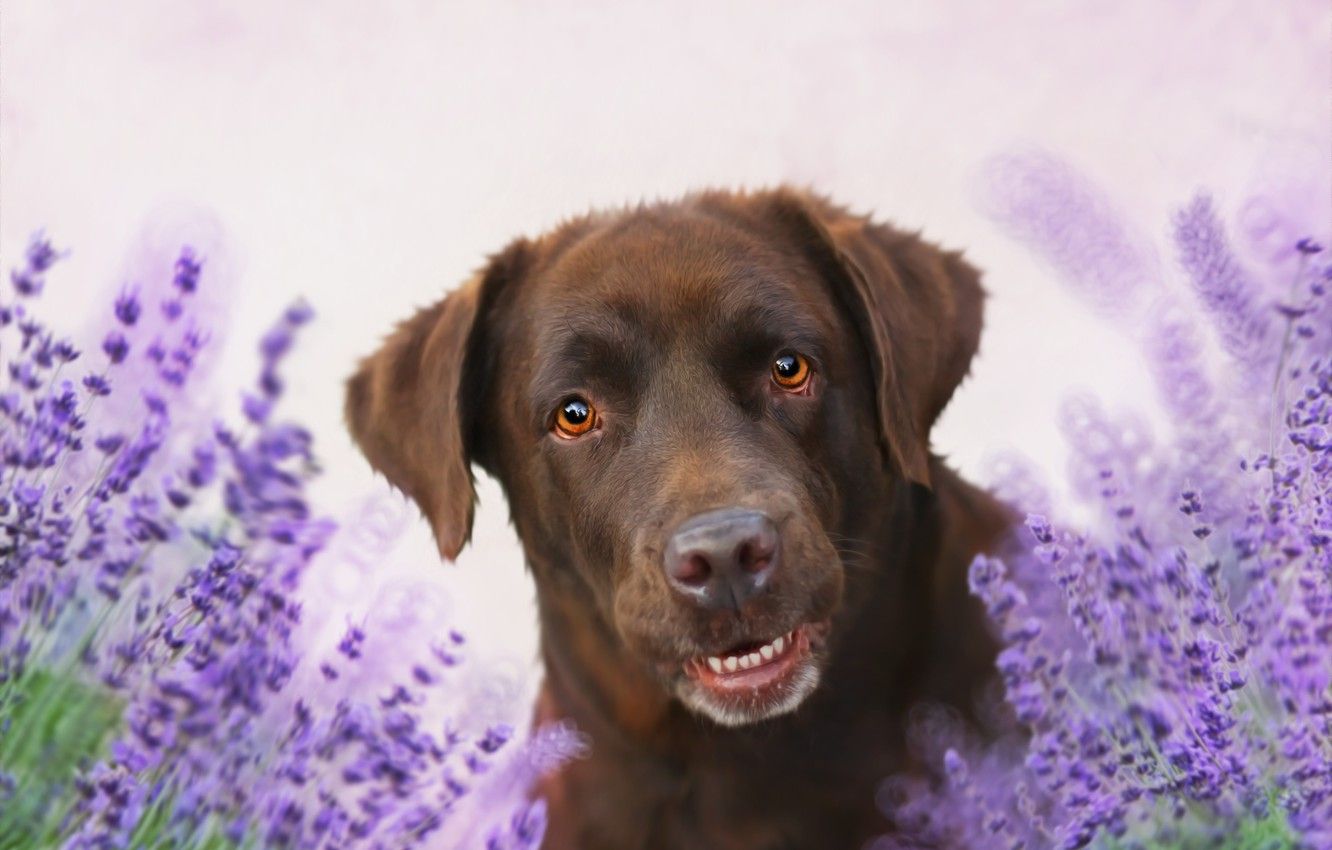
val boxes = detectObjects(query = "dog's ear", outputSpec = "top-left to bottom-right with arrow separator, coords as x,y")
766,190 -> 984,488
345,243 -> 526,560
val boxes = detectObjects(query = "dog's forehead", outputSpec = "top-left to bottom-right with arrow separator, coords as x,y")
522,208 -> 827,337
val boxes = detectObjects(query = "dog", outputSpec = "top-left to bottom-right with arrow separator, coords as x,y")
346,188 -> 1012,849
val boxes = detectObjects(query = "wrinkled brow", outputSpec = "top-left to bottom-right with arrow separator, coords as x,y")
528,312 -> 649,425
705,296 -> 830,373
525,282 -> 831,427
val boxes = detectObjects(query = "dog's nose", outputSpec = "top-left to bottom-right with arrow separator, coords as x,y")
663,508 -> 778,611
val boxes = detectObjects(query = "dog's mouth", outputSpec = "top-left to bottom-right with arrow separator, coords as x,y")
683,625 -> 808,683
675,621 -> 830,726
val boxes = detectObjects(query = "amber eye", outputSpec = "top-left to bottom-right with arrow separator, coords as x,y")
553,396 -> 597,438
771,352 -> 811,390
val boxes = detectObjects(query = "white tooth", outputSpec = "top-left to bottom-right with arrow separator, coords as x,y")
748,652 -> 763,667
773,635 -> 786,654
738,654 -> 753,669
724,656 -> 739,672
760,644 -> 774,661
707,657 -> 723,674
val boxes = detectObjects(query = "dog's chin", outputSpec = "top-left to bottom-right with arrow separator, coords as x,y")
672,621 -> 829,728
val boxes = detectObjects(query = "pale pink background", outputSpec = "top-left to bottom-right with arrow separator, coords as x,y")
2,1 -> 1329,720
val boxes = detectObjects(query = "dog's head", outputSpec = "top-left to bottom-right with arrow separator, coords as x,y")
346,189 -> 982,727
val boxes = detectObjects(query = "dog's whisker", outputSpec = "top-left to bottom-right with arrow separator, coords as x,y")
825,532 -> 875,552
835,554 -> 878,576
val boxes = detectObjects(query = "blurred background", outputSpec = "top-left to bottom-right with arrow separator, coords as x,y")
2,0 -> 1329,720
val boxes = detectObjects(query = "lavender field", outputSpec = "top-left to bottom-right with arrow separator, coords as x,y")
0,241 -> 576,849
2,153 -> 1330,849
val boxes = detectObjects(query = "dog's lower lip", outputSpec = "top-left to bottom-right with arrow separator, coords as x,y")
682,623 -> 816,690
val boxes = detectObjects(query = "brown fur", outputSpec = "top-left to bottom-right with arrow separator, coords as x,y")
346,188 -> 1012,849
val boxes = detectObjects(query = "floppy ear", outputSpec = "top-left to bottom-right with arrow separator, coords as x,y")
767,190 -> 985,488
345,244 -> 525,560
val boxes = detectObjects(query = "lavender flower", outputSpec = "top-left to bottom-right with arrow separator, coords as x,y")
113,288 -> 142,326
976,148 -> 1161,318
1172,193 -> 1272,365
8,233 -> 63,298
173,248 -> 203,294
880,185 -> 1332,848
0,235 -> 570,849
101,331 -> 129,364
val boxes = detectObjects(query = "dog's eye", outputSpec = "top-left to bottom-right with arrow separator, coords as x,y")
553,396 -> 598,438
771,352 -> 812,391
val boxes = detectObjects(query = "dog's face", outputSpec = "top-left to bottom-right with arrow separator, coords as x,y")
346,189 -> 982,727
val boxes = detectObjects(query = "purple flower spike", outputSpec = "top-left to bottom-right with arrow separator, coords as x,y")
114,287 -> 142,326
9,233 -> 65,298
0,237 -> 644,850
102,331 -> 130,364
173,248 -> 202,293
284,300 -> 314,326
11,269 -> 42,297
337,624 -> 366,660
83,374 -> 112,397
875,191 -> 1332,849
260,326 -> 293,361
94,433 -> 126,454
25,232 -> 62,272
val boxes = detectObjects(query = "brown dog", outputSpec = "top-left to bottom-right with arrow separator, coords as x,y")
346,188 -> 1011,849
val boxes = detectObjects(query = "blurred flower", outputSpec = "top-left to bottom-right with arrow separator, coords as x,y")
881,173 -> 1332,848
0,236 -> 568,849
976,148 -> 1160,318
113,288 -> 142,326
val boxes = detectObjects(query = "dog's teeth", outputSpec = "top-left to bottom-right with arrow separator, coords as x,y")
714,635 -> 800,674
